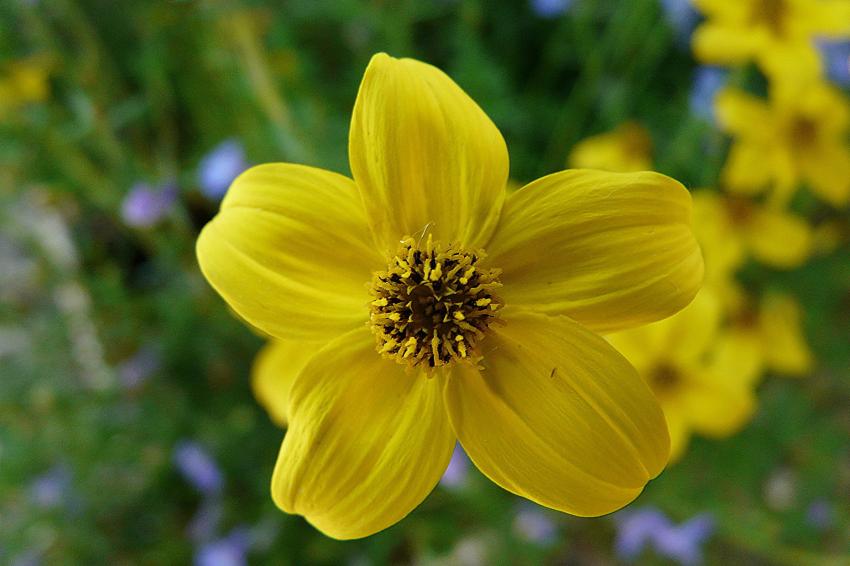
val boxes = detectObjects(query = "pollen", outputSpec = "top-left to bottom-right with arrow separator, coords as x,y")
368,234 -> 503,370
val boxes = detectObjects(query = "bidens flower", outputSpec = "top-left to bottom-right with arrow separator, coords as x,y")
608,291 -> 762,461
691,0 -> 850,82
725,288 -> 814,377
197,53 -> 703,539
716,84 -> 850,207
568,122 -> 653,173
692,190 -> 813,271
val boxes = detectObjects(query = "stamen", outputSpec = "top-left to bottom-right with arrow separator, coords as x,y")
368,235 -> 503,370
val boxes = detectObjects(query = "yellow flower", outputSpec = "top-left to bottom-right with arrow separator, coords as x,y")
716,83 -> 850,207
608,291 -> 762,462
692,190 -> 813,271
0,56 -> 51,115
197,53 -> 703,539
726,288 -> 814,377
567,122 -> 653,173
692,0 -> 850,82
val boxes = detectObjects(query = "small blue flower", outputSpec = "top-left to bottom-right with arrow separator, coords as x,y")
615,507 -> 671,560
513,503 -> 559,545
30,465 -> 71,509
615,507 -> 714,566
805,499 -> 835,530
173,441 -> 223,496
121,182 -> 178,228
194,527 -> 250,566
198,139 -> 249,200
529,0 -> 573,19
440,443 -> 470,489
653,514 -> 715,566
818,39 -> 850,87
660,0 -> 699,43
690,66 -> 728,123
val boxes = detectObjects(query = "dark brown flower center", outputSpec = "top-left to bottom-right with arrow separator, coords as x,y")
369,235 -> 502,370
650,363 -> 681,394
752,0 -> 788,36
726,196 -> 755,226
790,117 -> 819,149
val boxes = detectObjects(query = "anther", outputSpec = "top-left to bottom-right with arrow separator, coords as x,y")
368,235 -> 503,370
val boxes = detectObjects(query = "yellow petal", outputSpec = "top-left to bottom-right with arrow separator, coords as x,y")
807,0 -> 850,34
715,88 -> 773,138
486,170 -> 703,334
252,340 -> 322,427
567,122 -> 653,173
758,42 -> 822,84
271,327 -> 455,540
690,191 -> 745,284
721,142 -> 775,196
692,24 -> 764,66
197,164 -> 382,341
706,329 -> 765,389
672,330 -> 762,440
349,53 -> 508,253
759,293 -> 813,376
799,143 -> 850,206
661,401 -> 692,464
609,289 -> 722,370
691,0 -> 749,18
742,206 -> 813,269
445,309 -> 670,517
683,369 -> 757,439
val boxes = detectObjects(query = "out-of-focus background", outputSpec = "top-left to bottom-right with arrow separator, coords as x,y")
2,0 -> 849,564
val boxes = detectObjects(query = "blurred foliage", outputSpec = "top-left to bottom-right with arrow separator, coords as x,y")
1,0 -> 849,564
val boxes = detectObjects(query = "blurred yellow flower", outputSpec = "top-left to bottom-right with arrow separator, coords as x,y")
568,121 -> 653,172
727,289 -> 814,377
692,190 -> 813,271
608,291 -> 762,462
692,0 -> 850,82
0,56 -> 51,115
716,84 -> 850,207
197,53 -> 704,539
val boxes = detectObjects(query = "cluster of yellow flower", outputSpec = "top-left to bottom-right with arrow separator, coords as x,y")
568,0 -> 850,462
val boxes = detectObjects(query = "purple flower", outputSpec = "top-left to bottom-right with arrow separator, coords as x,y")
690,66 -> 728,123
654,514 -> 715,566
660,0 -> 699,42
805,499 -> 835,530
117,346 -> 160,389
513,504 -> 558,545
530,0 -> 573,18
30,465 -> 71,509
615,508 -> 671,559
198,139 -> 249,200
194,527 -> 250,566
615,507 -> 714,565
440,443 -> 470,489
121,182 -> 178,228
818,39 -> 850,87
173,441 -> 223,496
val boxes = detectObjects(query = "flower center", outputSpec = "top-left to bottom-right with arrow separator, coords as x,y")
368,235 -> 503,370
790,117 -> 818,149
725,196 -> 755,226
649,363 -> 681,395
752,0 -> 787,35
